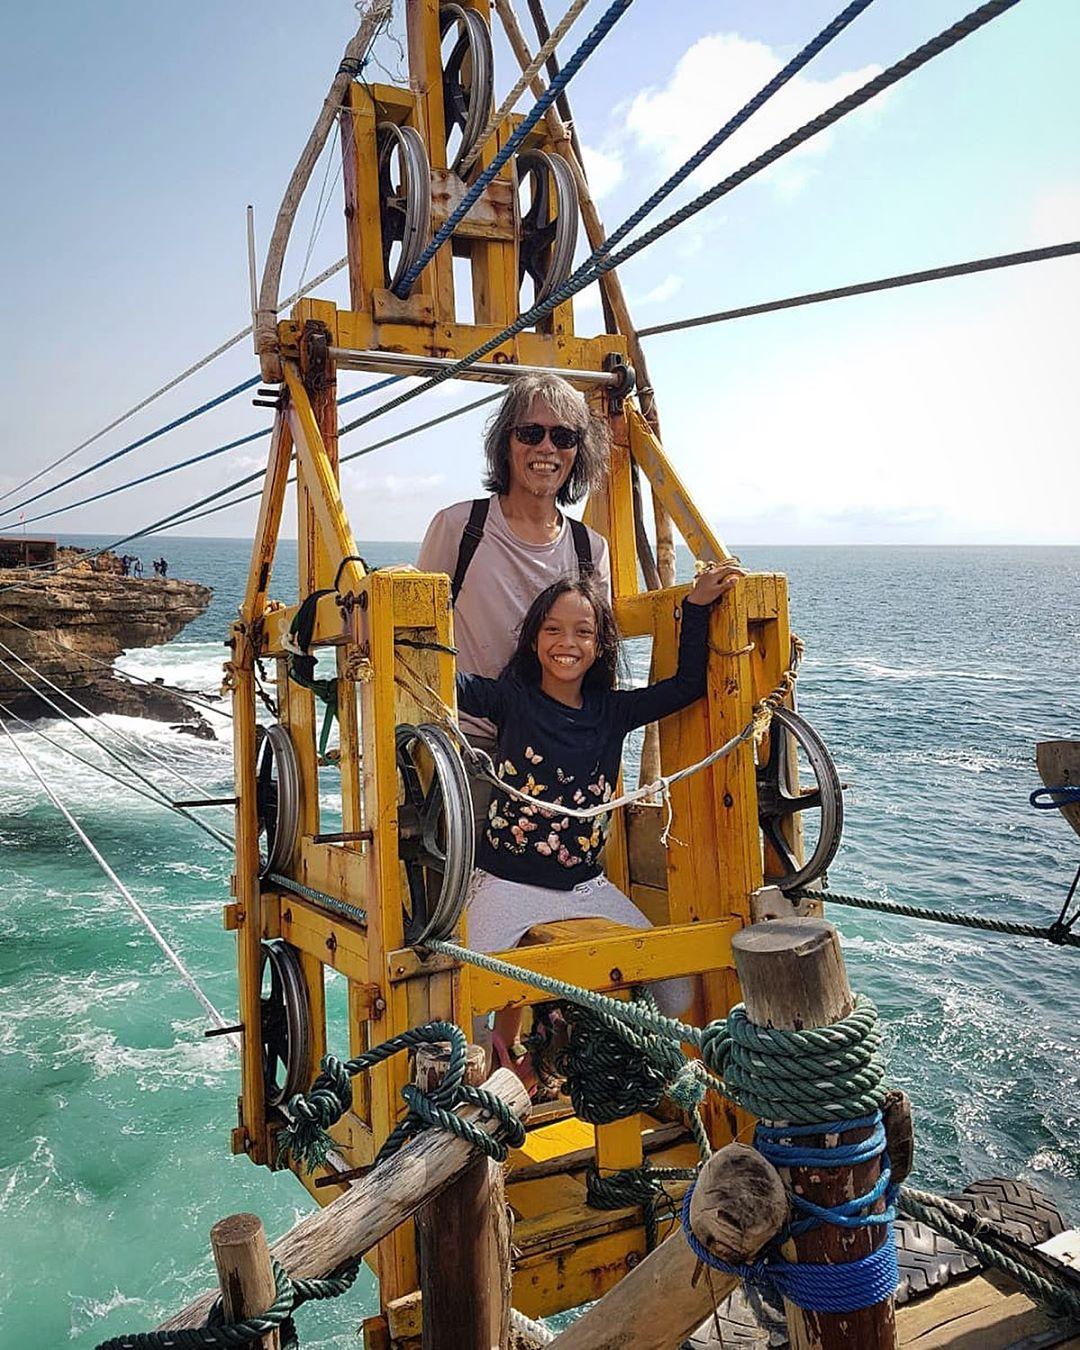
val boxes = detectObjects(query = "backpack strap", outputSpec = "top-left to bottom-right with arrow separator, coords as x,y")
450,498 -> 490,604
569,518 -> 595,578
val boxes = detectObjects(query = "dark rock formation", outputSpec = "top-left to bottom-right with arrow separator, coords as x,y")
0,557 -> 214,731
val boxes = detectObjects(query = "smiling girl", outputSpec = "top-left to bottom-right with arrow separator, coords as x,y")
455,560 -> 743,1084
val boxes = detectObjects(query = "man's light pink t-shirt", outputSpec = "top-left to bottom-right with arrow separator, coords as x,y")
416,495 -> 612,737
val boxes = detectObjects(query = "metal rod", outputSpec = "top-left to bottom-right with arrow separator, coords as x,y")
246,205 -> 258,354
327,347 -> 620,387
312,829 -> 374,844
173,796 -> 240,808
313,1164 -> 372,1189
204,1022 -> 245,1039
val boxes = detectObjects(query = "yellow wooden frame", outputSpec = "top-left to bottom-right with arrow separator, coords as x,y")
229,0 -> 805,1327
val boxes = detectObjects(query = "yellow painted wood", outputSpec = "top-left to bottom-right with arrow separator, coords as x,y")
588,393 -> 639,600
466,920 -> 738,1016
278,660 -> 320,864
626,404 -> 730,563
335,648 -> 364,837
340,83 -> 386,313
283,363 -> 368,599
297,835 -> 371,909
332,307 -> 626,374
512,1221 -> 664,1320
260,579 -> 439,655
404,0 -> 455,320
594,1114 -> 644,1176
240,413 -> 293,624
230,624 -> 268,1165
508,1115 -> 595,1169
276,896 -> 372,986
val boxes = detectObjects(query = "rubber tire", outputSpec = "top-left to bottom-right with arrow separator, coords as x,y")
682,1178 -> 1070,1345
945,1176 -> 1069,1246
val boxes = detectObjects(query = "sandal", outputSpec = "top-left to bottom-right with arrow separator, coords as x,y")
491,1032 -> 560,1102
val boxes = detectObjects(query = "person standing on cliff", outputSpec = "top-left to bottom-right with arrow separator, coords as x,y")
158,557 -> 168,579
132,558 -> 143,579
416,372 -> 611,818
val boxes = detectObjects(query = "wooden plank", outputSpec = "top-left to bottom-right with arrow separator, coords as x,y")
297,835 -> 371,909
430,167 -> 516,241
230,627 -> 269,1164
626,405 -> 730,563
404,0 -> 455,320
341,83 -> 386,312
277,896 -> 372,988
508,1122 -> 687,1183
334,306 -> 626,374
461,919 -> 740,1015
284,364 -> 367,600
261,577 -> 438,655
895,1270 -> 1079,1347
240,413 -> 293,624
159,1069 -> 530,1332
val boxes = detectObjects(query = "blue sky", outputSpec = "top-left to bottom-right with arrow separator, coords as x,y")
1,0 -> 1076,545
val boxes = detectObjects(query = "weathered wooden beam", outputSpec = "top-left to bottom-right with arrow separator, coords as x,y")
210,1213 -> 281,1350
158,1068 -> 530,1331
733,919 -> 899,1350
415,1043 -> 512,1350
546,1142 -> 787,1349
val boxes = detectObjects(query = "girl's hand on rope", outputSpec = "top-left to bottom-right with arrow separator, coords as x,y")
686,559 -> 746,607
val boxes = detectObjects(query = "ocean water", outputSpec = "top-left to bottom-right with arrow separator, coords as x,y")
1,538 -> 1078,1348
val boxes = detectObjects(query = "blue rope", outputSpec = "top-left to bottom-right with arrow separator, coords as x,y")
12,428 -> 270,530
0,375 -> 260,524
681,1177 -> 899,1313
392,0 -> 636,296
681,1110 -> 899,1312
1031,785 -> 1080,808
11,377 -> 405,530
338,373 -> 404,406
570,0 -> 875,269
341,0 -> 1023,438
754,1115 -> 886,1168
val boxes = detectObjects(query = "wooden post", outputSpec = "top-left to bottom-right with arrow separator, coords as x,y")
732,919 -> 898,1350
210,1213 -> 281,1350
158,1068 -> 530,1331
415,1043 -> 512,1350
547,1142 -> 787,1350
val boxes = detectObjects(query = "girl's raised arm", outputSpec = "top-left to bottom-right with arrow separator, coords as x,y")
613,563 -> 744,733
456,670 -> 509,725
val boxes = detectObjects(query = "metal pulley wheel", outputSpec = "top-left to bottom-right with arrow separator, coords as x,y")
255,723 -> 300,879
396,722 -> 475,945
377,122 -> 432,295
440,4 -> 494,176
517,149 -> 579,306
259,939 -> 312,1109
756,705 -> 843,893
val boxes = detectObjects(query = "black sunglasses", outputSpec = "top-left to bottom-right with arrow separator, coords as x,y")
512,423 -> 581,451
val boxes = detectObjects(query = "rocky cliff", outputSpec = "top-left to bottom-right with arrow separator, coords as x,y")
0,558 -> 214,728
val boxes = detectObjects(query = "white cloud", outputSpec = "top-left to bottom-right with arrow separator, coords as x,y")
640,273 -> 683,306
1027,182 -> 1080,239
624,34 -> 883,199
342,470 -> 446,499
581,144 -> 624,201
661,260 -> 1080,544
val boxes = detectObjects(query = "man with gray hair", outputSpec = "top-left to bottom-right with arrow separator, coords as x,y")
417,372 -> 612,745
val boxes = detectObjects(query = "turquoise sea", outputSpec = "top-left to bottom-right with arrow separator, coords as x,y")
1,538 -> 1078,1348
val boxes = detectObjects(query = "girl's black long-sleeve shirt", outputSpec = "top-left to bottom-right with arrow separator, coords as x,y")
456,600 -> 710,889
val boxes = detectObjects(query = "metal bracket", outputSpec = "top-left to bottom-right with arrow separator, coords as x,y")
603,352 -> 635,413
